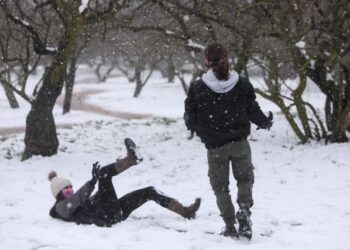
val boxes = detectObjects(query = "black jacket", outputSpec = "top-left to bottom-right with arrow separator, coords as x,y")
49,180 -> 116,227
184,76 -> 269,149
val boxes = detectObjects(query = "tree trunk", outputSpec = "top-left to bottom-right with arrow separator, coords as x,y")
22,15 -> 85,160
132,66 -> 141,98
330,100 -> 350,143
22,78 -> 61,160
1,80 -> 19,108
233,37 -> 252,77
22,107 -> 59,160
95,63 -> 103,82
166,57 -> 175,83
344,67 -> 350,133
133,85 -> 143,97
101,64 -> 115,82
63,59 -> 78,114
178,75 -> 189,95
133,67 -> 153,98
293,74 -> 313,139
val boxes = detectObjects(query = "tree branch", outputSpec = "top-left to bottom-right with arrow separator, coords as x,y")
85,0 -> 131,23
0,77 -> 33,104
6,14 -> 58,55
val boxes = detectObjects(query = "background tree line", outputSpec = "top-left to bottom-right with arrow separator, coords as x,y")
0,0 -> 349,160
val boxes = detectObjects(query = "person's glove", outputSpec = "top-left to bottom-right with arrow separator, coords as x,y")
91,161 -> 101,184
257,111 -> 273,131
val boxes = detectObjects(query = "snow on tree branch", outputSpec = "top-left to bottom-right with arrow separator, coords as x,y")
79,0 -> 90,14
185,39 -> 204,52
8,15 -> 58,55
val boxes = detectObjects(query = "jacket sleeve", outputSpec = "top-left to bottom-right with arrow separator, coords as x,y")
184,83 -> 197,131
54,180 -> 95,219
245,81 -> 269,126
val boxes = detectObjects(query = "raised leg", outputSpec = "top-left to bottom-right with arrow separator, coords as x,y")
91,163 -> 122,224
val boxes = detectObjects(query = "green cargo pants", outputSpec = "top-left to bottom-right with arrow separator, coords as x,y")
207,139 -> 254,227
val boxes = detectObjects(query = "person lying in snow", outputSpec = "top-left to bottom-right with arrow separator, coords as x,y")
48,138 -> 201,227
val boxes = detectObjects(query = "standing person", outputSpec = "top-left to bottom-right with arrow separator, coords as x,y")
49,138 -> 201,227
184,43 -> 273,240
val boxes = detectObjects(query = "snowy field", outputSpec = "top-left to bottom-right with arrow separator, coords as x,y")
0,68 -> 349,250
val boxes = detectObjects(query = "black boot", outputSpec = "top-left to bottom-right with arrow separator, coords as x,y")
114,138 -> 143,174
236,208 -> 252,240
220,225 -> 239,239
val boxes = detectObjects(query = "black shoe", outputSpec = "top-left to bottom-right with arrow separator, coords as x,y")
220,226 -> 239,239
124,138 -> 143,163
236,208 -> 252,240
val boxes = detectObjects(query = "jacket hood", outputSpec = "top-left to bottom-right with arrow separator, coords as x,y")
202,69 -> 239,93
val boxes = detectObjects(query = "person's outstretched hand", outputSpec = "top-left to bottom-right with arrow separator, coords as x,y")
257,111 -> 273,131
91,161 -> 101,184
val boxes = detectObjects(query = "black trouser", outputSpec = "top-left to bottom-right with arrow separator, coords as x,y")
92,163 -> 172,224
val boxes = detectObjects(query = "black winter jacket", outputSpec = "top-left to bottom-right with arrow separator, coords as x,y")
49,180 -> 117,227
184,76 -> 269,149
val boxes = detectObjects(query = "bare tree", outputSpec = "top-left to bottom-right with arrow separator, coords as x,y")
0,21 -> 19,108
2,0 -> 348,148
1,0 -> 133,160
0,2 -> 43,108
251,0 -> 350,142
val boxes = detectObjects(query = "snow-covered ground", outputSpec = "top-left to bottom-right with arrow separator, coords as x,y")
0,68 -> 349,250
